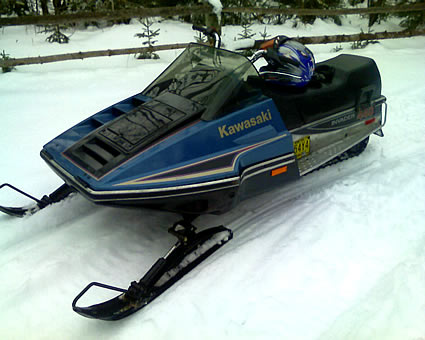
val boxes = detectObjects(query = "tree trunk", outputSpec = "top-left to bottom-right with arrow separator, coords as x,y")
40,0 -> 49,15
53,0 -> 67,15
369,0 -> 386,27
14,0 -> 29,16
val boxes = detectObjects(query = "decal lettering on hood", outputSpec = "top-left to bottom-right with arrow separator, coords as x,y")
218,110 -> 272,138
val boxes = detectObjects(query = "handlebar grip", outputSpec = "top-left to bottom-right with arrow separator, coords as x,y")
192,25 -> 208,34
192,25 -> 220,48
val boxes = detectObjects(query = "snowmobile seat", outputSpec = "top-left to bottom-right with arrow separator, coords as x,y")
249,54 -> 382,130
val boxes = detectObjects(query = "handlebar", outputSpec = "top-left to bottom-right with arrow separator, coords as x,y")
191,27 -> 300,69
192,25 -> 221,48
192,25 -> 208,35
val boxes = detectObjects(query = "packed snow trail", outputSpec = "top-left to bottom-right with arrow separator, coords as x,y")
1,20 -> 425,340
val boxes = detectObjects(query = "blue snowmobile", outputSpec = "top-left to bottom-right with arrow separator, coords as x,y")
0,26 -> 387,320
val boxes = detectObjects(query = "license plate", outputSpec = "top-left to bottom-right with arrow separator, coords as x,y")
294,136 -> 310,159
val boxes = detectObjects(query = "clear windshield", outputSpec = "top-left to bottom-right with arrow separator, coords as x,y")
142,43 -> 259,121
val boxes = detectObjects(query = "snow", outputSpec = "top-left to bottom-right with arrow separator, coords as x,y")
1,17 -> 425,340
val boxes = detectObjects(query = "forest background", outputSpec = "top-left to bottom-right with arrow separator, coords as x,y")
1,0 -> 424,30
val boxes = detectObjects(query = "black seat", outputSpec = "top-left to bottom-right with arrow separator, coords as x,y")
249,54 -> 382,130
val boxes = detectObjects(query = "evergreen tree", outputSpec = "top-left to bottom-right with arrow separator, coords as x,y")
237,21 -> 255,39
44,25 -> 70,44
0,50 -> 15,73
395,0 -> 425,30
134,18 -> 160,59
258,26 -> 270,40
0,0 -> 29,16
275,0 -> 343,25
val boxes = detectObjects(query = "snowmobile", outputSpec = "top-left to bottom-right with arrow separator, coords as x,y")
0,26 -> 387,320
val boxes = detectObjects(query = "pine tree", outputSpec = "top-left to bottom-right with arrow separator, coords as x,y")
1,50 -> 15,73
42,25 -> 70,44
258,26 -> 270,40
237,22 -> 255,40
134,18 -> 161,59
396,0 -> 425,30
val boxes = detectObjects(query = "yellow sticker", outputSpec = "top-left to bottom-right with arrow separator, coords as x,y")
294,136 -> 310,159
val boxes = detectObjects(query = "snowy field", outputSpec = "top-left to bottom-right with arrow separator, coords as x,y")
1,17 -> 425,340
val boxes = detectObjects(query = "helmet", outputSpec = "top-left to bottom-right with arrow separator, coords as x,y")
259,36 -> 315,87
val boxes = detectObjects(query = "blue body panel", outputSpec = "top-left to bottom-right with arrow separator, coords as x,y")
43,96 -> 295,192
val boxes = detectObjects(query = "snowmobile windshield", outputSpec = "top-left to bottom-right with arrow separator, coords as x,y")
142,43 -> 259,121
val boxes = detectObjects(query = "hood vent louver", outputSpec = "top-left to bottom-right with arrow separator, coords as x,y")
69,137 -> 124,176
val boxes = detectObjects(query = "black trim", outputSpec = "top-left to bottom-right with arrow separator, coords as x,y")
241,154 -> 294,179
239,157 -> 299,200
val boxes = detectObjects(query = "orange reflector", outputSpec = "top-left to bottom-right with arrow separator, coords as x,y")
260,39 -> 274,50
271,166 -> 288,176
365,118 -> 376,125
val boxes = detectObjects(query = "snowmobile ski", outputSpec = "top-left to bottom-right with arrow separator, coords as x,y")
72,221 -> 232,320
0,183 -> 75,217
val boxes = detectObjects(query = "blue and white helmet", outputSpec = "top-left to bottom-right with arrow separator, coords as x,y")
260,36 -> 315,87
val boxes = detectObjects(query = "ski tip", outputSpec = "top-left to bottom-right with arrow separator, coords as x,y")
0,205 -> 30,218
72,282 -> 135,321
0,183 -> 74,218
72,297 -> 141,321
73,302 -> 129,321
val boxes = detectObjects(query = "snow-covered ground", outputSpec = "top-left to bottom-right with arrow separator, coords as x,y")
1,17 -> 425,340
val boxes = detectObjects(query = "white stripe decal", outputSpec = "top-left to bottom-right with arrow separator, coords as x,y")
116,133 -> 289,186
